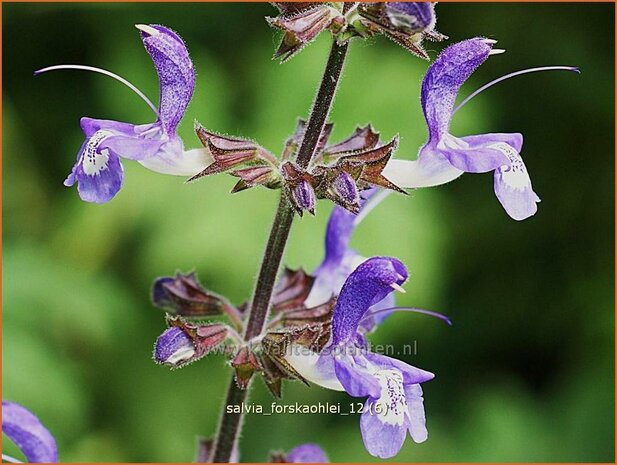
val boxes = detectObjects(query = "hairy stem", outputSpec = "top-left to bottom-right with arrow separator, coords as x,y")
211,39 -> 349,463
295,41 -> 349,169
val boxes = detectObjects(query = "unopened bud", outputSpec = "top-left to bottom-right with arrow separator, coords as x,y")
294,179 -> 316,215
154,327 -> 196,366
154,318 -> 230,369
231,346 -> 262,389
332,171 -> 360,208
384,2 -> 436,33
152,272 -> 239,319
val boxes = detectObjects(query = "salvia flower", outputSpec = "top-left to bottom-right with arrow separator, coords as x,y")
2,401 -> 58,463
306,190 -> 396,332
286,257 -> 434,458
35,24 -> 211,203
271,443 -> 329,463
383,38 -> 579,220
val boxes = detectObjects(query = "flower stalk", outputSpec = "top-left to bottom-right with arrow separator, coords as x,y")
211,38 -> 349,463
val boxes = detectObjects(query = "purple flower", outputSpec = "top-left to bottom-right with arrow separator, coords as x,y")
2,401 -> 58,463
286,257 -> 434,458
286,444 -> 329,463
305,190 -> 395,331
384,38 -> 578,221
36,24 -> 211,204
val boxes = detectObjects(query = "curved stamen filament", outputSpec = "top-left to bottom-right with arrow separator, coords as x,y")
34,64 -> 159,117
360,306 -> 452,326
453,66 -> 580,115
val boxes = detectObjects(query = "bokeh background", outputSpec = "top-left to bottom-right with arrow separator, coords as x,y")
3,2 -> 614,462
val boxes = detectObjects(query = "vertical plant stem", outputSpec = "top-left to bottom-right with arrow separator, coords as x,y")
211,39 -> 349,463
295,40 -> 349,169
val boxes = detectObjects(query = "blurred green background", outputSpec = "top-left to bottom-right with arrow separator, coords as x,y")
2,2 -> 614,462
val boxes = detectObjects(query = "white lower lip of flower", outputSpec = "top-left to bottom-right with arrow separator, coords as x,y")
382,158 -> 463,189
373,369 -> 407,426
489,143 -> 531,191
83,130 -> 114,176
285,345 -> 345,391
166,345 -> 196,365
138,148 -> 214,176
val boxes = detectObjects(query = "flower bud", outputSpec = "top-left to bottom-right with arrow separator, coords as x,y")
384,2 -> 436,33
153,318 -> 230,369
332,171 -> 360,210
294,179 -> 316,215
154,327 -> 196,366
267,5 -> 342,61
357,2 -> 446,59
231,346 -> 262,389
152,272 -> 239,319
281,161 -> 317,216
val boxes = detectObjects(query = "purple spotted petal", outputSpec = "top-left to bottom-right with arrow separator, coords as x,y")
64,136 -> 124,204
2,401 -> 58,463
140,24 -> 195,134
385,2 -> 435,32
493,142 -> 540,220
359,397 -> 407,459
421,38 -> 493,142
286,444 -> 329,463
405,384 -> 428,443
331,257 -> 407,344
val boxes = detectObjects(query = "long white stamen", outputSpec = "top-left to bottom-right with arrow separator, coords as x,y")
135,24 -> 160,36
34,64 -> 159,117
488,48 -> 506,56
389,282 -> 406,293
361,306 -> 452,326
453,66 -> 580,115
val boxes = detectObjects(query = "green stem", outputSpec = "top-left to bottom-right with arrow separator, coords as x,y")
211,38 -> 349,463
